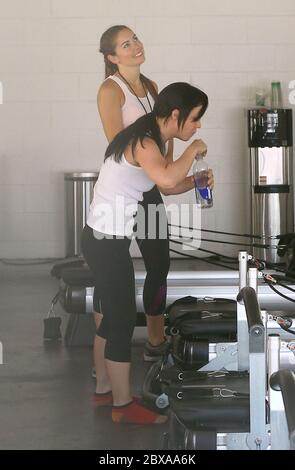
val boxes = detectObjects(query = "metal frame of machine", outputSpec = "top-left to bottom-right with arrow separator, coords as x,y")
158,252 -> 295,450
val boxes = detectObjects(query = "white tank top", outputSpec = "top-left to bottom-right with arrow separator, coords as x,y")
108,74 -> 154,127
87,75 -> 156,237
87,156 -> 155,236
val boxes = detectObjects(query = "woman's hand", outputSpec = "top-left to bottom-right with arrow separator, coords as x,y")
208,169 -> 214,190
193,139 -> 207,158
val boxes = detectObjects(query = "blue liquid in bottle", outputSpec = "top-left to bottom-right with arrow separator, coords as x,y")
193,160 -> 213,209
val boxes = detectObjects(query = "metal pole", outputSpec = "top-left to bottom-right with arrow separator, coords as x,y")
268,335 -> 290,449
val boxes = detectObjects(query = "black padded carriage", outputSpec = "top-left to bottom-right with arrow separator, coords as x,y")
165,296 -> 237,369
161,368 -> 250,449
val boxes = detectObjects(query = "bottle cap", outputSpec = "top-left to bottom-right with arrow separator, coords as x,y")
255,89 -> 266,107
195,151 -> 207,160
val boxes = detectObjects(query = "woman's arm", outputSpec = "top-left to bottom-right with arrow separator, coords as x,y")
133,138 -> 207,189
97,80 -> 124,143
159,175 -> 194,195
159,169 -> 214,196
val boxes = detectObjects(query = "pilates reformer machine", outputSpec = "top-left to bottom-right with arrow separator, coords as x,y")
50,225 -> 295,350
49,223 -> 295,449
50,246 -> 295,450
141,252 -> 295,450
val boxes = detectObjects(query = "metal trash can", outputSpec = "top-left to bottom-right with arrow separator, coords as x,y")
64,172 -> 99,257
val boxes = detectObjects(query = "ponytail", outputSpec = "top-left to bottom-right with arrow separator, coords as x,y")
105,112 -> 164,163
104,57 -> 118,78
140,74 -> 158,101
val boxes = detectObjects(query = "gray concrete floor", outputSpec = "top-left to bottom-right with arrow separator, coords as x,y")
0,262 -> 167,450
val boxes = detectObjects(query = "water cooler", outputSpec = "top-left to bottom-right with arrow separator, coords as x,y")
248,108 -> 293,264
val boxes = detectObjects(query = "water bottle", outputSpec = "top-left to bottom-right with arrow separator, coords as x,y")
271,81 -> 282,108
193,155 -> 213,208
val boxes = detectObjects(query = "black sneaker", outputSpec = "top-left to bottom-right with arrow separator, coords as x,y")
143,339 -> 169,362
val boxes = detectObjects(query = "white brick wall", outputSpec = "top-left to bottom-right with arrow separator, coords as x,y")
0,0 -> 294,258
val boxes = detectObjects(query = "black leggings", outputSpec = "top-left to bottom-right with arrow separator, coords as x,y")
82,225 -> 136,362
82,186 -> 170,362
93,186 -> 170,317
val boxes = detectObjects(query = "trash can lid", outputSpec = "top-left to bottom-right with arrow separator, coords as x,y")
64,172 -> 99,181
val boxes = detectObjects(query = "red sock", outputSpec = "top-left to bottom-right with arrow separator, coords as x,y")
112,399 -> 167,424
93,390 -> 113,406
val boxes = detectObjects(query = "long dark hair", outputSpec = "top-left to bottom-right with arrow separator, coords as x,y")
105,82 -> 208,163
99,25 -> 158,101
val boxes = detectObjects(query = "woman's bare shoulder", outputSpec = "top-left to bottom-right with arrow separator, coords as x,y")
98,77 -> 124,98
134,137 -> 163,159
97,77 -> 125,108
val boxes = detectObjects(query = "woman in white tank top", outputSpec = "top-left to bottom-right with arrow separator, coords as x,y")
93,26 -> 174,378
82,81 -> 210,424
89,27 -> 213,417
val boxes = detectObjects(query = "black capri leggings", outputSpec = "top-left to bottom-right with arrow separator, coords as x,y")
93,186 -> 170,318
82,186 -> 170,362
82,224 -> 136,362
